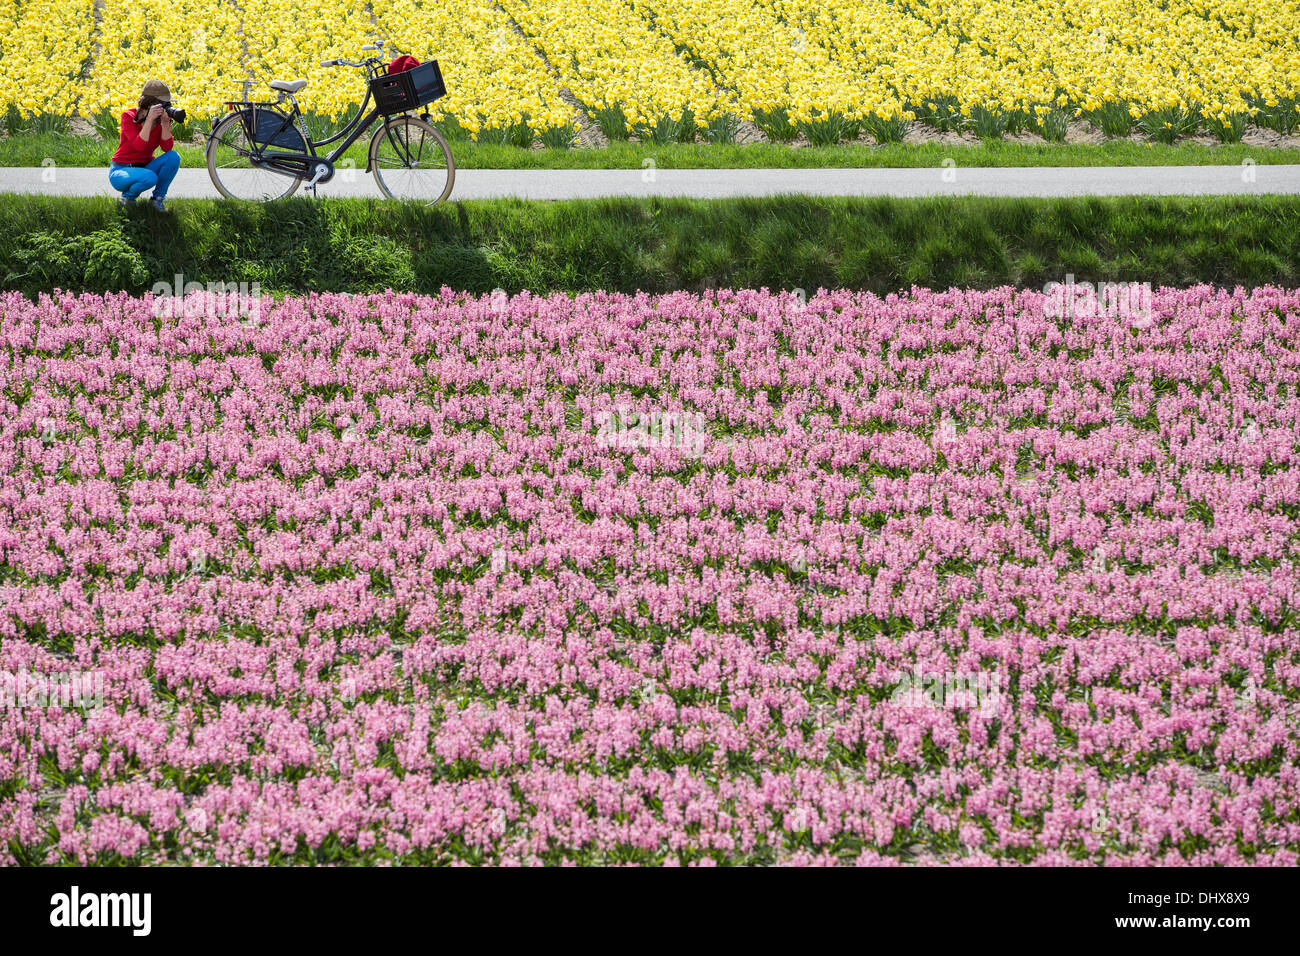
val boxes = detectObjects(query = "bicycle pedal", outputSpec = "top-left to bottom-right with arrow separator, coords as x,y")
305,162 -> 331,189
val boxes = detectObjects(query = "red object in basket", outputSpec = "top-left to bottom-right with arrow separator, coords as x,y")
388,55 -> 420,75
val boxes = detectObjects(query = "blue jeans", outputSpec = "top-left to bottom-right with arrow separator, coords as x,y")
109,150 -> 180,200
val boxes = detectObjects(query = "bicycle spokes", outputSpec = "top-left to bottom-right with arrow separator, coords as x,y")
371,117 -> 454,204
206,112 -> 303,202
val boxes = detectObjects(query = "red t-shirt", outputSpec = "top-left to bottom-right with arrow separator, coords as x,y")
111,108 -> 174,164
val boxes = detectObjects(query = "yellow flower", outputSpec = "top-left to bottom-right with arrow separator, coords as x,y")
4,0 -> 1298,142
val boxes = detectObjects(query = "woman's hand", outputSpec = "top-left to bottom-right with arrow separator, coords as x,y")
159,109 -> 172,140
140,103 -> 165,138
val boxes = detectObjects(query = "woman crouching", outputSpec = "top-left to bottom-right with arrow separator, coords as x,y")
109,78 -> 181,211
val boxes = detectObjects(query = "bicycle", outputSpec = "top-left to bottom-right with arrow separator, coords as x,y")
205,43 -> 455,203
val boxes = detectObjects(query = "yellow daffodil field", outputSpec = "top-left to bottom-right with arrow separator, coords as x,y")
2,0 -> 1299,144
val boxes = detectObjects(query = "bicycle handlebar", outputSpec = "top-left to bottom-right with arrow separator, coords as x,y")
322,56 -> 382,69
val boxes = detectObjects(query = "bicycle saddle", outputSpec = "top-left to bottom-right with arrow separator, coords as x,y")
268,79 -> 308,93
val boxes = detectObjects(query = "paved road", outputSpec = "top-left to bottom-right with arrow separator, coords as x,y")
2,164 -> 1298,199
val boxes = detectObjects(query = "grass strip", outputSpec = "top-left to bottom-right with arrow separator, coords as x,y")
1,132 -> 1298,170
2,193 -> 1297,297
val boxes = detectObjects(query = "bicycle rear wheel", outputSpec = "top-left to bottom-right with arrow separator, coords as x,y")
369,115 -> 454,204
206,112 -> 303,201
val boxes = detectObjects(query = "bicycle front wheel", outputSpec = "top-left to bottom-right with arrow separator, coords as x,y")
206,112 -> 302,202
369,115 -> 454,204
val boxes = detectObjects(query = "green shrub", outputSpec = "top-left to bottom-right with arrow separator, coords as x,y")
4,225 -> 147,291
3,230 -> 80,287
85,229 -> 149,290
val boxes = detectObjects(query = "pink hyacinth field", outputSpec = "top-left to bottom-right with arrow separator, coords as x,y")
1,284 -> 1298,866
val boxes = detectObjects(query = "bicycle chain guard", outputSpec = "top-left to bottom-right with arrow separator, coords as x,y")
253,153 -> 334,184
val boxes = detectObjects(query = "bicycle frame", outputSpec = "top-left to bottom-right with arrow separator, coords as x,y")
218,60 -> 428,178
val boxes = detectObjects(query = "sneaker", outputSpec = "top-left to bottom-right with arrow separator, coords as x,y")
149,196 -> 168,212
118,194 -> 136,208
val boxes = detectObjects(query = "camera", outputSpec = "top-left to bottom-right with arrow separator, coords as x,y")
134,103 -> 186,124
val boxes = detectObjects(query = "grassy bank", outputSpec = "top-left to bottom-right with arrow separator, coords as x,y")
2,131 -> 1300,170
2,194 -> 1297,298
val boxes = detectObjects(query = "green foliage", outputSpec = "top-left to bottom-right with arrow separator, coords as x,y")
1,194 -> 1298,298
968,105 -> 1010,140
633,109 -> 697,145
1086,100 -> 1134,138
433,116 -> 471,141
1209,113 -> 1249,144
1033,108 -> 1070,143
862,113 -> 908,144
84,228 -> 150,289
477,115 -> 534,148
1138,106 -> 1201,144
799,108 -> 860,146
328,225 -> 416,289
4,105 -> 69,136
1252,96 -> 1300,136
4,223 -> 147,291
88,107 -> 122,142
590,104 -> 629,141
539,123 -> 577,149
300,108 -> 361,143
911,96 -> 965,133
702,113 -> 741,144
751,106 -> 798,142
